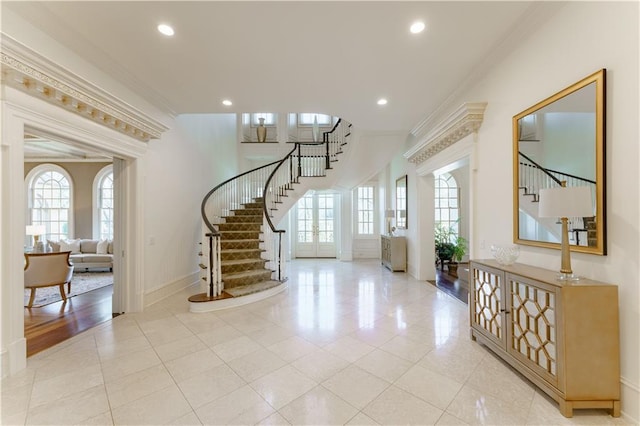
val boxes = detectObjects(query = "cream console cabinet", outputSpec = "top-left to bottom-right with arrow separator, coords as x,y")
469,260 -> 620,417
381,235 -> 406,272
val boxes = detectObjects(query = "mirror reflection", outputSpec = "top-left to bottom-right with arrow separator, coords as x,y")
513,69 -> 606,255
396,175 -> 407,229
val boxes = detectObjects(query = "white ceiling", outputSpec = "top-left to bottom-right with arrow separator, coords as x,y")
5,1 -> 546,136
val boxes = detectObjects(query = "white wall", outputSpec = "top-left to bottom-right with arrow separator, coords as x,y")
406,2 -> 639,421
0,11 -> 242,372
143,114 -> 239,296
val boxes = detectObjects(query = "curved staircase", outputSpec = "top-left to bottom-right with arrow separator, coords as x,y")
189,119 -> 352,311
518,151 -> 597,245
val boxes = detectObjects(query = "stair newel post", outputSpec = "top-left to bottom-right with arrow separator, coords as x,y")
277,231 -> 283,281
216,234 -> 222,296
325,132 -> 330,170
297,143 -> 302,178
206,232 -> 214,298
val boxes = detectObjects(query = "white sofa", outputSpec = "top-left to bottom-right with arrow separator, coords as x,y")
49,239 -> 113,271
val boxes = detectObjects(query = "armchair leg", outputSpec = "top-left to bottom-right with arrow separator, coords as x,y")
67,282 -> 71,294
27,288 -> 36,308
59,284 -> 67,302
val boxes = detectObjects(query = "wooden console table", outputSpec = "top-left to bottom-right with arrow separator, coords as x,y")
381,235 -> 406,272
469,259 -> 620,417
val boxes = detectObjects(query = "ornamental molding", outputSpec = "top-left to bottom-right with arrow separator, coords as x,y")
1,34 -> 168,142
404,102 -> 487,165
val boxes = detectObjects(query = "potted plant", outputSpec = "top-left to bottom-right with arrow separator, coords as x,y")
435,222 -> 456,270
447,236 -> 467,278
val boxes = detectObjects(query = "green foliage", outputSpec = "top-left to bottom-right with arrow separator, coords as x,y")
451,236 -> 467,262
435,222 -> 467,263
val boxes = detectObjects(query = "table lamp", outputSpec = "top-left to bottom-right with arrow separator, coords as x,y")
26,225 -> 47,252
385,209 -> 395,235
538,185 -> 593,281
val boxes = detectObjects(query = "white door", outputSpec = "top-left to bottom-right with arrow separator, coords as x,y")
295,192 -> 337,258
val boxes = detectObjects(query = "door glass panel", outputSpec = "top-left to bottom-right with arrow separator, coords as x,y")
297,194 -> 314,243
317,194 -> 334,243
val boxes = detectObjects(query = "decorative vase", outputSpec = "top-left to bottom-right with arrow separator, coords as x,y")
256,117 -> 267,142
312,115 -> 320,142
491,244 -> 520,266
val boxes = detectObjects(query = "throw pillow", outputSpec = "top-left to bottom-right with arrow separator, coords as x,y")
97,239 -> 109,254
60,239 -> 81,254
47,240 -> 61,253
107,240 -> 114,254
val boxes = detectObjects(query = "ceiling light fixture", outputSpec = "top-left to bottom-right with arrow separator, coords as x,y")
222,99 -> 233,106
157,24 -> 175,37
410,21 -> 426,34
377,98 -> 388,106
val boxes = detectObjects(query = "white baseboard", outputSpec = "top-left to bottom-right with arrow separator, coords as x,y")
621,376 -> 639,424
0,338 -> 27,378
144,271 -> 200,307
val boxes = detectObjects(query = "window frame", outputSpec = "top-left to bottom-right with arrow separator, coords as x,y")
24,163 -> 74,242
250,113 -> 277,127
354,184 -> 377,237
434,172 -> 460,241
93,164 -> 114,240
297,113 -> 333,127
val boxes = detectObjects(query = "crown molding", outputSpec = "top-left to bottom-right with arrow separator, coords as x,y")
404,102 -> 487,165
0,34 -> 169,142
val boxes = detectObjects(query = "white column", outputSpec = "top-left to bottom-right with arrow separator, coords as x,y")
0,102 -> 27,377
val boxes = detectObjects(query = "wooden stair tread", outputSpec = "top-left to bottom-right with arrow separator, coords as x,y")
221,258 -> 266,266
224,281 -> 283,297
223,269 -> 272,279
222,247 -> 264,251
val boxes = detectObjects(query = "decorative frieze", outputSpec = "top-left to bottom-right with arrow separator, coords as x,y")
404,102 -> 487,164
1,35 -> 168,142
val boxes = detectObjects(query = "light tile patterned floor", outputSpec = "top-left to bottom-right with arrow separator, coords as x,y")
1,259 -> 629,425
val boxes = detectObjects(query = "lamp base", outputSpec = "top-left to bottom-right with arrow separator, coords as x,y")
557,272 -> 580,282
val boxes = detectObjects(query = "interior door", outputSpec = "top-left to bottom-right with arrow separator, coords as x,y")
295,192 -> 336,258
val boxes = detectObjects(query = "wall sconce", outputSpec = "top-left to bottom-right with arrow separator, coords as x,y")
538,185 -> 593,280
385,209 -> 395,235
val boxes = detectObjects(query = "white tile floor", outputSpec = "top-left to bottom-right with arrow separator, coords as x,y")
1,259 -> 628,425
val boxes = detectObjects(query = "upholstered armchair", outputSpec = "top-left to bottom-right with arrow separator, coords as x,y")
24,251 -> 74,308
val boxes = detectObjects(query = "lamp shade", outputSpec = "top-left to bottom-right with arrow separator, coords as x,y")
25,225 -> 46,236
538,186 -> 593,218
385,209 -> 395,218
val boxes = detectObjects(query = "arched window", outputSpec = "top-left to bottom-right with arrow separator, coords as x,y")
93,165 -> 114,240
25,164 -> 73,242
435,172 -> 459,240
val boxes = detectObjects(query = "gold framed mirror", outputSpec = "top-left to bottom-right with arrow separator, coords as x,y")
396,175 -> 407,229
513,69 -> 606,255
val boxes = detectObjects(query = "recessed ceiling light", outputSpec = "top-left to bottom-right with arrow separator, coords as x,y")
410,21 -> 425,34
377,98 -> 388,106
222,99 -> 233,106
157,24 -> 175,36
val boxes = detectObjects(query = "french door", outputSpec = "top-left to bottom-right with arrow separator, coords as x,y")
295,192 -> 337,258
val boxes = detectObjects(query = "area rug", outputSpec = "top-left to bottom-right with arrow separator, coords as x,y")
24,271 -> 113,307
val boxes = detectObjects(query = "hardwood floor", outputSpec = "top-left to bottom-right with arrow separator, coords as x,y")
24,285 -> 113,357
428,263 -> 469,304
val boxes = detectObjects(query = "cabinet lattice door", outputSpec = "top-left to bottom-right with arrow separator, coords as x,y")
471,265 -> 503,346
508,276 -> 558,386
469,260 -> 620,418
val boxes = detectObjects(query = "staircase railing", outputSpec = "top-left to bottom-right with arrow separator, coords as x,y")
262,118 -> 351,282
518,151 -> 596,238
200,162 -> 280,297
200,118 -> 351,298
